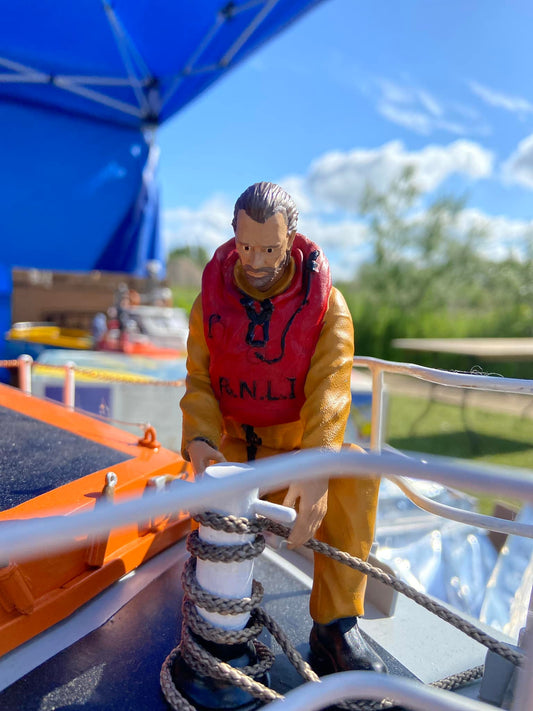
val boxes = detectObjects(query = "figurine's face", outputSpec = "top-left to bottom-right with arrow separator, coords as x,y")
235,210 -> 295,292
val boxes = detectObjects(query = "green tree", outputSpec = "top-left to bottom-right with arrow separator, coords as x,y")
337,167 -> 533,372
355,166 -> 486,313
168,245 -> 209,268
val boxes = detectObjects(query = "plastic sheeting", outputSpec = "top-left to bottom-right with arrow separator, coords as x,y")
480,505 -> 533,641
374,478 -> 532,637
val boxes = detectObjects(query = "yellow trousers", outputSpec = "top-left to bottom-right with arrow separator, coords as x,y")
219,436 -> 380,625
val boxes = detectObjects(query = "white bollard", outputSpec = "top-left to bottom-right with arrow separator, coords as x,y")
195,462 -> 296,631
63,361 -> 76,409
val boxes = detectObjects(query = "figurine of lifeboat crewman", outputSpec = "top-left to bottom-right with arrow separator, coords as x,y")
180,181 -> 386,674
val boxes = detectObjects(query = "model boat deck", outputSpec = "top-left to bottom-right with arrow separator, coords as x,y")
0,403 -> 132,511
0,384 -> 192,658
0,532 -> 512,710
0,357 -> 531,711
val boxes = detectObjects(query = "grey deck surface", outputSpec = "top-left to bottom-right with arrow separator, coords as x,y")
0,545 -> 415,711
0,405 -> 132,511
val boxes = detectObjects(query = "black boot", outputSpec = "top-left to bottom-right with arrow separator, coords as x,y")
309,616 -> 387,674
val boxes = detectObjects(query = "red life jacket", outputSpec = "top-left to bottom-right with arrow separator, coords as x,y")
202,233 -> 331,428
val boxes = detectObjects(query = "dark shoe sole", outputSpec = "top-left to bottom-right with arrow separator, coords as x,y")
309,633 -> 388,675
309,638 -> 344,675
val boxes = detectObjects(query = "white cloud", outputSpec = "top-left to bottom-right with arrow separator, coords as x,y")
455,208 -> 533,260
163,195 -> 233,255
162,142 -> 533,282
298,216 -> 370,280
418,90 -> 443,118
161,186 -> 371,280
307,140 -> 493,211
378,102 -> 468,136
377,79 -> 443,118
502,133 -> 533,189
374,78 -> 487,136
377,104 -> 436,135
378,79 -> 420,107
469,80 -> 533,117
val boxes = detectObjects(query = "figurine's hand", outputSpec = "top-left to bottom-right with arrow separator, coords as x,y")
187,439 -> 226,475
282,478 -> 328,549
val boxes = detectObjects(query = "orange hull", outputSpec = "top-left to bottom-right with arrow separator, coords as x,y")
97,334 -> 183,359
0,384 -> 193,655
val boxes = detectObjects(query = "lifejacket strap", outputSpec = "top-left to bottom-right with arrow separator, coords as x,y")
242,424 -> 262,461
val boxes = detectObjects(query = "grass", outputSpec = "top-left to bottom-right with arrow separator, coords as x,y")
171,286 -> 200,315
385,393 -> 533,513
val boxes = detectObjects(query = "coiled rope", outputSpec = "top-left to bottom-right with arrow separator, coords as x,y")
160,512 -> 524,710
160,517 -> 319,710
264,518 -> 524,668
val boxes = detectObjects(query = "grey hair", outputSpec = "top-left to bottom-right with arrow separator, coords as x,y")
232,182 -> 298,234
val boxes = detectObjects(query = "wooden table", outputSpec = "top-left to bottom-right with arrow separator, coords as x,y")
391,338 -> 533,451
392,338 -> 533,362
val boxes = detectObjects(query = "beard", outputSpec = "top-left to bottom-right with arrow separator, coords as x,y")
243,267 -> 278,291
242,251 -> 291,292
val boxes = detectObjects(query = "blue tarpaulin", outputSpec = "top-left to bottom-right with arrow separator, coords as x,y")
0,0 -> 324,366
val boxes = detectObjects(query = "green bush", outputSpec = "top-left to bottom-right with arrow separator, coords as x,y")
340,286 -> 532,380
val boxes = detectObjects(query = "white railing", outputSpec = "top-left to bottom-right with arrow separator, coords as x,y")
1,449 -> 532,711
390,474 -> 533,539
348,356 -> 533,711
266,671 -> 498,711
354,355 -> 533,537
17,354 -> 81,409
353,355 -> 533,453
6,354 -> 533,710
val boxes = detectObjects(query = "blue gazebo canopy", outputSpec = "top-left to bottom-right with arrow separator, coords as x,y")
0,0 -> 323,356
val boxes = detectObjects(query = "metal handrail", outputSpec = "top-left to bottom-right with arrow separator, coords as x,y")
353,356 -> 533,537
389,474 -> 533,539
354,355 -> 533,394
2,449 -> 532,563
353,355 -> 533,453
4,355 -> 532,710
265,670 -> 495,711
348,357 -> 533,711
1,449 -> 532,711
13,352 -> 533,542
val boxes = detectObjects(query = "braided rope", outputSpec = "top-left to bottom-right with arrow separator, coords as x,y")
160,647 -> 198,711
433,664 -> 485,691
193,511 -> 265,534
186,529 -> 265,562
183,600 -> 264,644
162,511 -> 511,710
34,361 -> 185,387
254,607 -> 320,683
0,359 -> 19,368
180,625 -> 276,684
2,356 -> 184,386
333,665 -> 486,711
182,557 -> 264,614
263,518 -> 524,668
161,526 -> 284,709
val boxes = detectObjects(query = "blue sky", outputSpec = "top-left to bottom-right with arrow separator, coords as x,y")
158,0 -> 533,280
